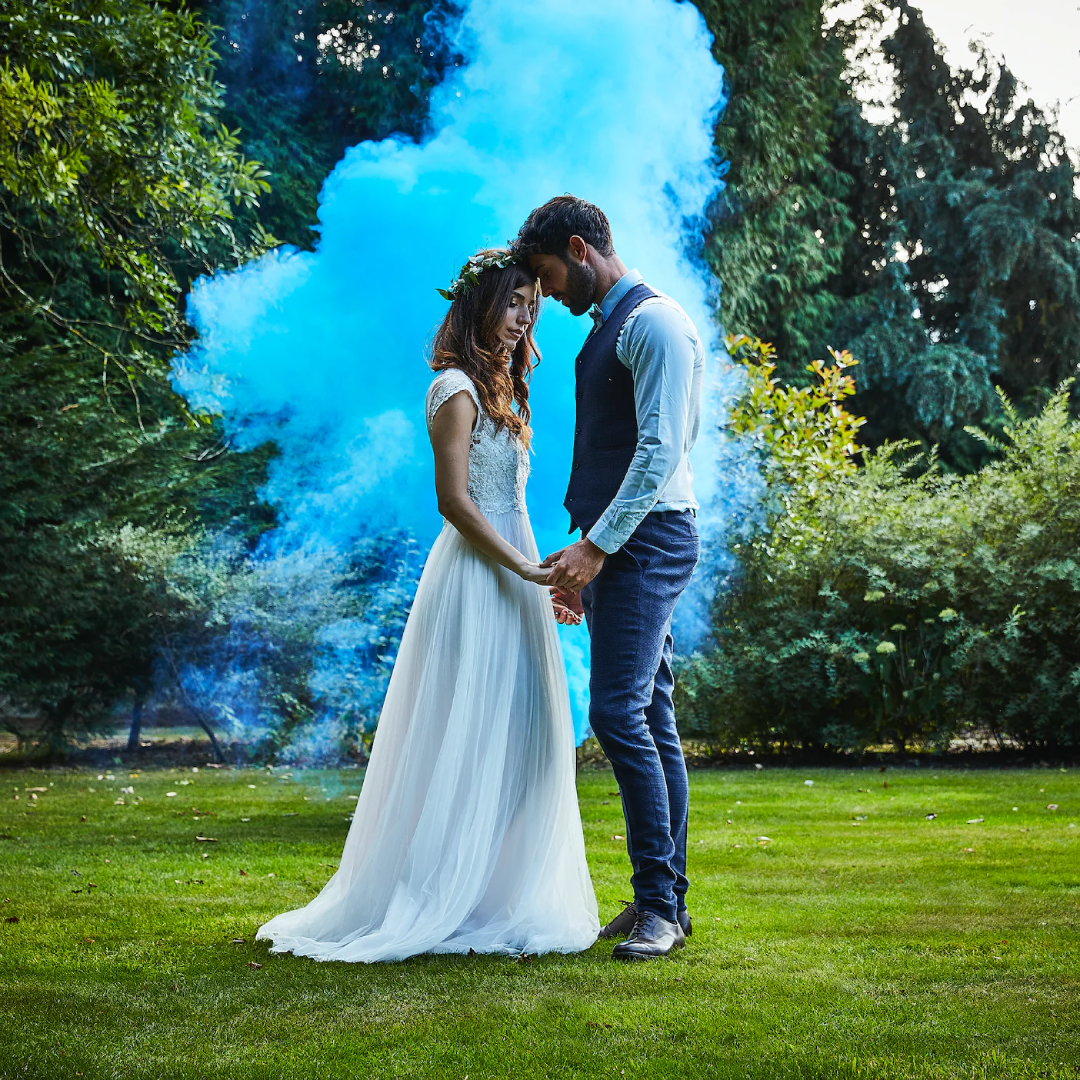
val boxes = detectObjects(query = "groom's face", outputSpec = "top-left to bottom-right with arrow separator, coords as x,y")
529,249 -> 596,318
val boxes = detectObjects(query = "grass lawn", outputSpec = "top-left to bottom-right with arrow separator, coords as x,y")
0,764 -> 1078,1079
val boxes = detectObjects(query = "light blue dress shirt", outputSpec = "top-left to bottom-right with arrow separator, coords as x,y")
584,269 -> 704,554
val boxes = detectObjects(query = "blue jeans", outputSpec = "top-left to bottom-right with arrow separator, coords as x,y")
581,510 -> 700,923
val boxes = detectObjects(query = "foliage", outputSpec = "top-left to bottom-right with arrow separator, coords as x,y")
694,0 -> 857,360
699,0 -> 1080,467
727,334 -> 865,494
192,0 -> 455,248
825,0 -> 1080,468
682,345 -> 1080,754
0,0 -> 275,747
149,531 -> 422,765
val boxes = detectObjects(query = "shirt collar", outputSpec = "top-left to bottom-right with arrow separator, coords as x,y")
590,268 -> 644,326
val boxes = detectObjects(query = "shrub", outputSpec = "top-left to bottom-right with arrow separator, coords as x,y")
679,337 -> 1080,754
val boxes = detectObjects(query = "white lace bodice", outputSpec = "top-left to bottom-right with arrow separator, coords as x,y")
426,368 -> 529,515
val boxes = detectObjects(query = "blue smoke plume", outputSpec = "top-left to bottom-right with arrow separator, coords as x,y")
176,0 -> 750,749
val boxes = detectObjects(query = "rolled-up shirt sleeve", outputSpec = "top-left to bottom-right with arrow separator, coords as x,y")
586,302 -> 698,554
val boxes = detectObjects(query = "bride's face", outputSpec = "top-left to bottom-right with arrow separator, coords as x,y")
497,282 -> 536,350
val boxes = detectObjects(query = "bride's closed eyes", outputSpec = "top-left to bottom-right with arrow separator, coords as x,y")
498,283 -> 536,349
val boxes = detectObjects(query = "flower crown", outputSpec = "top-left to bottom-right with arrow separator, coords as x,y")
437,249 -> 519,301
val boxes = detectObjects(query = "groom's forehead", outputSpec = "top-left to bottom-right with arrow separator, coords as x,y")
528,252 -> 563,272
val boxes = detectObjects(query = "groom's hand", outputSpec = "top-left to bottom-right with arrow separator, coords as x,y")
542,539 -> 606,592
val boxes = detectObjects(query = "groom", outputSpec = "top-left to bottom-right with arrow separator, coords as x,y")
515,196 -> 703,960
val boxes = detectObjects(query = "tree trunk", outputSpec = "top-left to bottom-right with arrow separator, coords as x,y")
187,705 -> 225,763
126,691 -> 145,753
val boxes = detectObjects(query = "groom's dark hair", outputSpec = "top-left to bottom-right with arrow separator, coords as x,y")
514,195 -> 615,259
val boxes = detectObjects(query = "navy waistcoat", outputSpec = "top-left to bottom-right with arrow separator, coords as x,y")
564,282 -> 658,535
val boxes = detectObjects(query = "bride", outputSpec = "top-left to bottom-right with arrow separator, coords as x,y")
257,249 -> 599,962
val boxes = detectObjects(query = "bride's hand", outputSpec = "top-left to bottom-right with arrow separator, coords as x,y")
518,561 -> 551,584
551,598 -> 583,626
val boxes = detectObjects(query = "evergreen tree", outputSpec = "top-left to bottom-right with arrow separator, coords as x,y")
826,1 -> 1080,468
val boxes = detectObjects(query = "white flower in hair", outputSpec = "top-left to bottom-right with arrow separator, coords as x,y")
437,249 -> 519,300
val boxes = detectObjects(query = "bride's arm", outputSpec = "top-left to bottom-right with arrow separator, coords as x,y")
429,391 -> 548,583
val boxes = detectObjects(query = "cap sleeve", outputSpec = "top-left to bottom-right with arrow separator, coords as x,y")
426,368 -> 481,429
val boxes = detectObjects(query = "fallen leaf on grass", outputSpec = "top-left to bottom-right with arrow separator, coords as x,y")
187,879 -> 204,885
1047,804 -> 1059,811
80,816 -> 87,822
85,937 -> 94,943
756,836 -> 772,844
239,869 -> 248,877
967,818 -> 985,824
961,847 -> 976,853
194,836 -> 218,843
4,916 -> 18,923
611,834 -> 625,841
512,953 -> 533,964
586,1021 -> 613,1030
231,938 -> 247,944
247,961 -> 263,969
266,873 -> 276,878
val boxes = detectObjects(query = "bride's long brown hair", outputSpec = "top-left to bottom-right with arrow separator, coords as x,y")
430,249 -> 541,447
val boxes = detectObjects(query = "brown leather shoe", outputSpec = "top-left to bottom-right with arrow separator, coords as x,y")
599,901 -> 692,940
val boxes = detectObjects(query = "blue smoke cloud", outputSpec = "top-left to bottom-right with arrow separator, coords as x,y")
176,0 -> 748,747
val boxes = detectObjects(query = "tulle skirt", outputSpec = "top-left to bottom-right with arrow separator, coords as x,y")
256,510 -> 599,962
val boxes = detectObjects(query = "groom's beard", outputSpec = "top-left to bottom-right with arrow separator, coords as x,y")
562,257 -> 597,317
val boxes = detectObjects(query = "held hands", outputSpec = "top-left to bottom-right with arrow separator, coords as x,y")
518,561 -> 552,585
541,538 -> 607,593
515,562 -> 586,626
550,585 -> 584,626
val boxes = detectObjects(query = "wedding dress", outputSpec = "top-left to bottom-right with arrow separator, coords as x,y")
257,367 -> 599,962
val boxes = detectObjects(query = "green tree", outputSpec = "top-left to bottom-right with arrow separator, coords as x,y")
693,0 -> 857,362
0,0 -> 274,750
825,0 -> 1080,468
193,0 -> 453,248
